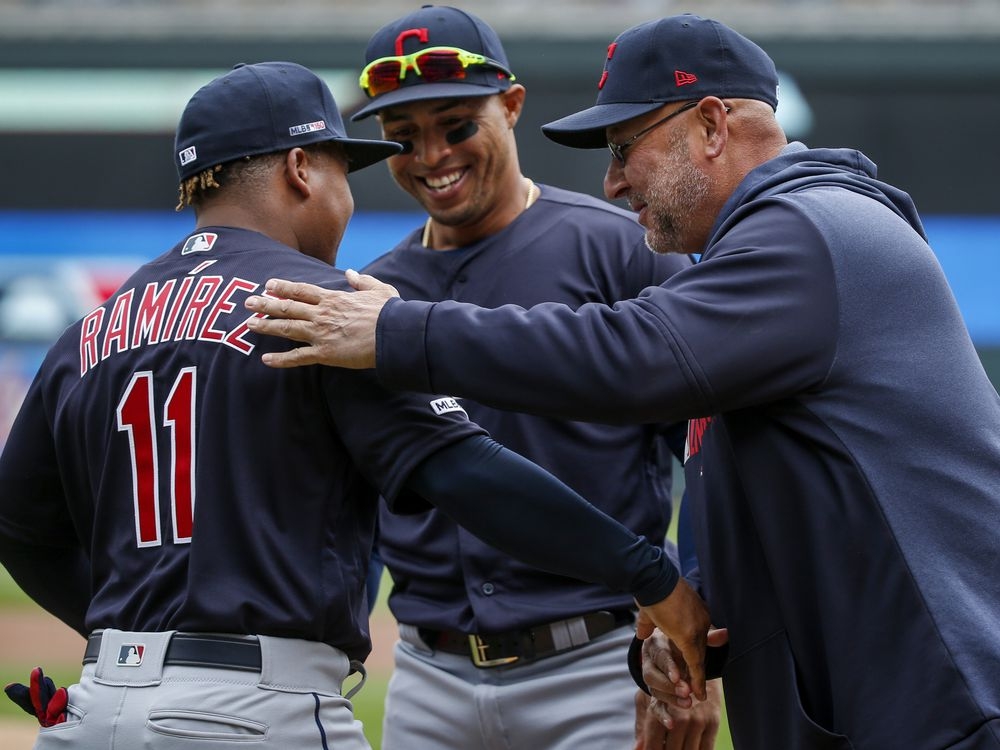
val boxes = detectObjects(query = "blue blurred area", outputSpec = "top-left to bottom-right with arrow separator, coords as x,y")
0,209 -> 424,272
920,216 -> 1000,346
1,209 -> 996,341
0,209 -> 997,449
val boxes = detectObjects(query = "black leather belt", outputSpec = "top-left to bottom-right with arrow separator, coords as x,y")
83,633 -> 261,672
419,609 -> 634,668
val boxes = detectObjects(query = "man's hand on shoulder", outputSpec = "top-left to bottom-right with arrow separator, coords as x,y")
244,270 -> 399,369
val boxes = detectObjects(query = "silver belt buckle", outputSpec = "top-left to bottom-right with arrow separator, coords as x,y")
468,634 -> 519,667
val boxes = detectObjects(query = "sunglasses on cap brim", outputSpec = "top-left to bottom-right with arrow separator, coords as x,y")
359,46 -> 515,98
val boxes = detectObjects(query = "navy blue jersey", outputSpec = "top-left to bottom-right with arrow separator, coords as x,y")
373,146 -> 1000,748
365,185 -> 691,632
0,227 -> 484,662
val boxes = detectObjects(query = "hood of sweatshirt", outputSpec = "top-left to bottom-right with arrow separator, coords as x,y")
708,141 -> 927,252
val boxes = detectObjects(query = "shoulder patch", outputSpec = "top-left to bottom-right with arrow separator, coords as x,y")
430,396 -> 467,417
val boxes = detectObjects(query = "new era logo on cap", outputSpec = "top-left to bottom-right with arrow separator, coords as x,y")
675,71 -> 698,87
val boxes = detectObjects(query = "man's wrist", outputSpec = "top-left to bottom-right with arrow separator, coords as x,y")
376,297 -> 437,391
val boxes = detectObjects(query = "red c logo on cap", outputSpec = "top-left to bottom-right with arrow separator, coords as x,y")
395,28 -> 429,55
598,42 -> 617,89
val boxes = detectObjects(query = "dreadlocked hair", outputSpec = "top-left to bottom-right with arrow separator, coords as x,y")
175,153 -> 292,212
175,164 -> 224,211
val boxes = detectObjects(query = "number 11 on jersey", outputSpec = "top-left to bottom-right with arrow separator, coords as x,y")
116,367 -> 197,548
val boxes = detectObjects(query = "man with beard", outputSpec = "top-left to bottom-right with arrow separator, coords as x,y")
243,14 -> 1000,750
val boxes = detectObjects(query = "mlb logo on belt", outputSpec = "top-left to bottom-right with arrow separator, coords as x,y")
117,644 -> 145,666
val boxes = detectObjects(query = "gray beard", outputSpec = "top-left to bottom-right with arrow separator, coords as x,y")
642,132 -> 710,255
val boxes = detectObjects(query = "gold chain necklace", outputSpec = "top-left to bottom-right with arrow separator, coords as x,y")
421,178 -> 538,248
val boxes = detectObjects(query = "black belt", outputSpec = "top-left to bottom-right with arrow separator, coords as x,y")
419,609 -> 634,668
83,632 -> 261,672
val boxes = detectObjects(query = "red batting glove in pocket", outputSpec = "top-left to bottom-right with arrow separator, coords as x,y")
4,666 -> 68,727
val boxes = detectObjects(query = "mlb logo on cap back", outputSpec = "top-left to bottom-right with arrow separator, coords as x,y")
542,14 -> 780,149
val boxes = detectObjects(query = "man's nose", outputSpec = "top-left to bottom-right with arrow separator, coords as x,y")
604,156 -> 628,201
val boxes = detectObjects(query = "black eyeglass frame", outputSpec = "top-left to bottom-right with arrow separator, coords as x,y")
606,101 -> 700,164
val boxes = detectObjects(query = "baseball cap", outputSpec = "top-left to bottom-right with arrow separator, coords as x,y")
351,5 -> 515,121
175,61 -> 402,181
542,14 -> 779,149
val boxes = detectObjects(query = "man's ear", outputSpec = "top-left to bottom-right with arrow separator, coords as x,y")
284,148 -> 312,198
501,84 -> 526,128
697,97 -> 729,160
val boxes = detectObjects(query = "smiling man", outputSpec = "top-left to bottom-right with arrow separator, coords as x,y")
345,6 -> 719,750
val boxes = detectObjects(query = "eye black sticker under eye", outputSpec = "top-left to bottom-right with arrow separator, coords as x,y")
394,140 -> 414,154
446,121 -> 479,145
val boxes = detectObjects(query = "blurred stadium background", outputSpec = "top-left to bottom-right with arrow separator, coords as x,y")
0,1 -> 998,747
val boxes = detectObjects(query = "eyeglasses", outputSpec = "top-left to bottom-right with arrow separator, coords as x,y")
607,101 -> 699,165
359,46 -> 515,98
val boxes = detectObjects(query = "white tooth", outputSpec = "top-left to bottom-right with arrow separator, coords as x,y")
426,171 -> 461,190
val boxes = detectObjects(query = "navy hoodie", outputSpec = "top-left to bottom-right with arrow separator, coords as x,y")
376,143 -> 1000,749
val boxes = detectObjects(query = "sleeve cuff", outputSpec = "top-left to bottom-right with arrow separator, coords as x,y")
376,297 -> 437,393
631,544 -> 681,606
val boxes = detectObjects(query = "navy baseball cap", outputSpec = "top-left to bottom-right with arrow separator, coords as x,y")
175,61 -> 402,181
351,5 -> 515,121
542,15 -> 779,149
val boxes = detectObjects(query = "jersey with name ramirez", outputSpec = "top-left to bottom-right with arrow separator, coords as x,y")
374,147 -> 1000,748
0,227 -> 484,662
364,184 -> 691,633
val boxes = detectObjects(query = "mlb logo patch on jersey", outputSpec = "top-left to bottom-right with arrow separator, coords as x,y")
430,396 -> 467,417
182,232 -> 218,255
117,644 -> 145,666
